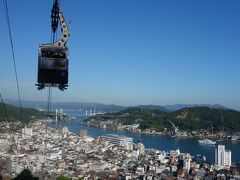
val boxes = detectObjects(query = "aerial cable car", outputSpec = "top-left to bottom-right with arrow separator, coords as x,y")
36,1 -> 70,91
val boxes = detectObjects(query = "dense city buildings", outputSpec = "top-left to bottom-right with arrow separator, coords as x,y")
0,120 -> 239,179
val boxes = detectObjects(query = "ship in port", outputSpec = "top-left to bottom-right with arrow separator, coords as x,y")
198,138 -> 216,145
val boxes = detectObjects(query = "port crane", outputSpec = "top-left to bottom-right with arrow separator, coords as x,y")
219,115 -> 224,139
169,120 -> 179,133
36,0 -> 70,91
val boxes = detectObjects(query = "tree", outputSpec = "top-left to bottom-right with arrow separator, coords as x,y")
57,175 -> 69,180
13,169 -> 39,180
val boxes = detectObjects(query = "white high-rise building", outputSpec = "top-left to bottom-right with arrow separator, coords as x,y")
22,126 -> 32,139
184,158 -> 191,172
215,145 -> 231,167
225,150 -> 231,167
137,142 -> 145,155
55,109 -> 58,123
215,145 -> 225,166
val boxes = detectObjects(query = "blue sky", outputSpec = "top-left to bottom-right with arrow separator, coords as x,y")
0,0 -> 240,109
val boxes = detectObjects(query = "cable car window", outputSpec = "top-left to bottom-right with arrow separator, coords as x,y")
41,50 -> 67,59
40,58 -> 66,69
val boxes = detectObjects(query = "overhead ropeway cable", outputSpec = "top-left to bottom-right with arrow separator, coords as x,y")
2,0 -> 24,122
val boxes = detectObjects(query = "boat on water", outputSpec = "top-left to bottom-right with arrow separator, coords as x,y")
231,135 -> 239,141
198,139 -> 216,145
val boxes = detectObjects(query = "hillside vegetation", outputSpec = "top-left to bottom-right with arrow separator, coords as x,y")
0,103 -> 45,123
85,107 -> 240,132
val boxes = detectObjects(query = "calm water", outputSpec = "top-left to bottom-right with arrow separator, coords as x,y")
51,110 -> 240,164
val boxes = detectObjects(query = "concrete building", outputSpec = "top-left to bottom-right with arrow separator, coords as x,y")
46,149 -> 63,160
184,158 -> 191,172
215,145 -> 231,167
6,156 -> 23,176
60,126 -> 69,137
0,139 -> 10,152
100,134 -> 133,147
125,142 -> 133,151
225,150 -> 232,167
79,130 -> 88,137
137,142 -> 145,155
21,126 -> 32,139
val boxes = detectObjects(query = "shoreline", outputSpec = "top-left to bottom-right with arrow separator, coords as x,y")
48,117 -> 240,164
80,121 -> 240,144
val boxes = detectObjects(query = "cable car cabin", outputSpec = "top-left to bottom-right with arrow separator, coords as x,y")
36,8 -> 70,91
37,45 -> 68,91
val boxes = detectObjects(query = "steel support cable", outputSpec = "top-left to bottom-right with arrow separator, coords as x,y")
47,87 -> 52,115
46,29 -> 53,115
46,0 -> 60,116
3,0 -> 24,122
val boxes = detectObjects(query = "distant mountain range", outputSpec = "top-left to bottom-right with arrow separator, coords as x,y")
4,99 -> 126,112
4,99 -> 235,112
136,104 -> 231,111
164,104 -> 230,111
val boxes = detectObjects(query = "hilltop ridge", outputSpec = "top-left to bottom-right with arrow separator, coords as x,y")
4,99 -> 236,111
84,106 -> 240,132
0,103 -> 45,123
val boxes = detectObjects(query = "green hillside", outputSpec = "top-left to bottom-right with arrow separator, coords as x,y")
84,107 -> 240,132
171,107 -> 240,132
0,103 -> 45,123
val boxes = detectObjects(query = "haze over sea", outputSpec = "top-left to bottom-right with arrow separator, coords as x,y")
51,110 -> 240,165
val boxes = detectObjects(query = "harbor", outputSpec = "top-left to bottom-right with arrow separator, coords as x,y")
50,111 -> 240,164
